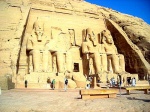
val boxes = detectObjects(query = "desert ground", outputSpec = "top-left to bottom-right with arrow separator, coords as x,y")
0,88 -> 150,112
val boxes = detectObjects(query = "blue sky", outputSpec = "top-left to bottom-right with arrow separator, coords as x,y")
85,0 -> 150,24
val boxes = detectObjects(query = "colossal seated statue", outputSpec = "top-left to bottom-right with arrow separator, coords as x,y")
82,28 -> 107,75
47,29 -> 73,73
27,19 -> 51,73
101,29 -> 125,74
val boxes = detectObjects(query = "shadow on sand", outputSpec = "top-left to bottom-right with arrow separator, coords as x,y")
126,97 -> 150,102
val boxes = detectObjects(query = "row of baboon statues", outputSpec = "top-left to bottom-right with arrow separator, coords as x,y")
26,18 -> 126,75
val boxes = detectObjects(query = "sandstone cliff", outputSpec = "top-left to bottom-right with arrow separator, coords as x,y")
0,0 -> 149,78
98,6 -> 150,63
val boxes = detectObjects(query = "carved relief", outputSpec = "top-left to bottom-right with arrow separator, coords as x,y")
53,0 -> 73,12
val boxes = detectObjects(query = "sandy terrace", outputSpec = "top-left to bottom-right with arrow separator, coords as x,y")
0,88 -> 150,112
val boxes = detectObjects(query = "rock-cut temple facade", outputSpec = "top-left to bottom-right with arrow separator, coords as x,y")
0,0 -> 150,89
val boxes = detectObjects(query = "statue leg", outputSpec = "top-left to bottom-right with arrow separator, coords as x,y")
111,54 -> 120,73
66,51 -> 73,72
32,50 -> 40,72
49,52 -> 52,72
119,54 -> 125,72
56,52 -> 64,73
42,50 -> 50,72
101,54 -> 108,72
93,52 -> 101,74
29,54 -> 33,73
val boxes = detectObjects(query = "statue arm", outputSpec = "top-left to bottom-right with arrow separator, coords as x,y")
114,46 -> 118,54
27,38 -> 33,50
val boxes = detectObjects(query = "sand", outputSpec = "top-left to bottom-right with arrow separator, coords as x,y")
0,88 -> 150,112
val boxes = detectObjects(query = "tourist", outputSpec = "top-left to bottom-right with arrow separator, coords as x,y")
86,79 -> 91,89
112,77 -> 115,87
109,79 -> 112,87
97,77 -> 100,83
25,80 -> 28,88
52,79 -> 55,90
127,78 -> 131,86
64,78 -> 68,91
131,77 -> 136,86
88,77 -> 92,89
148,75 -> 150,85
86,78 -> 88,89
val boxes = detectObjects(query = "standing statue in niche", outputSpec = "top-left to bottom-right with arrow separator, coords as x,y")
27,19 -> 51,73
101,29 -> 125,73
82,28 -> 107,74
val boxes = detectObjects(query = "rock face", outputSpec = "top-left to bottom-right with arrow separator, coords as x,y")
0,0 -> 149,89
94,5 -> 150,63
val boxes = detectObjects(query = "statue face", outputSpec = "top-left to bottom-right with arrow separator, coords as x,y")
35,23 -> 44,35
34,22 -> 44,41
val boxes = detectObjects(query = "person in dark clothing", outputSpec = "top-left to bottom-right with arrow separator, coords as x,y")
25,80 -> 28,88
64,78 -> 68,91
127,78 -> 131,86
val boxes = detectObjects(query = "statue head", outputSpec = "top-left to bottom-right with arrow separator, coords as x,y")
101,29 -> 114,44
86,28 -> 95,42
33,19 -> 44,41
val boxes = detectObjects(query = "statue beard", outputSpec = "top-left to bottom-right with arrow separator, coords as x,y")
36,31 -> 43,36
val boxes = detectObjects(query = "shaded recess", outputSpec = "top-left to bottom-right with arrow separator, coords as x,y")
105,19 -> 150,79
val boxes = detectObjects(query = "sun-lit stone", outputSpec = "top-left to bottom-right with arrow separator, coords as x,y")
0,0 -> 149,89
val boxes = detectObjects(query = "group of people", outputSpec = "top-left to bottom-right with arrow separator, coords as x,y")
47,77 -> 68,91
109,77 -> 116,87
108,77 -> 136,87
127,77 -> 136,86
